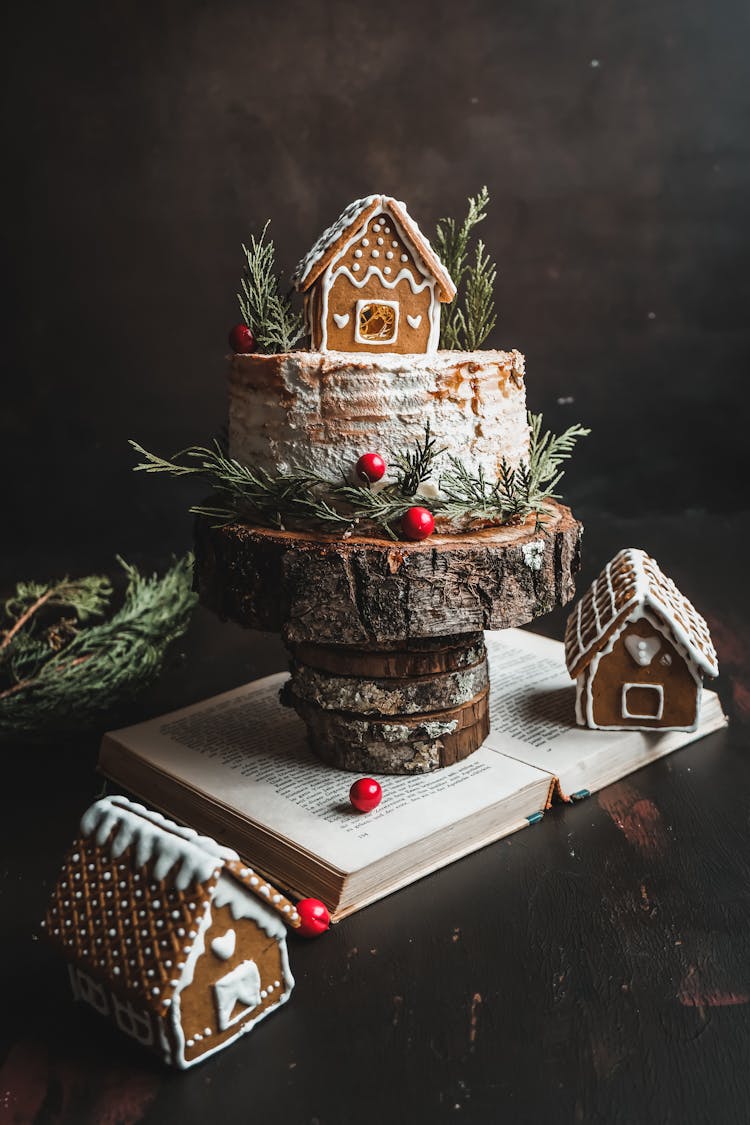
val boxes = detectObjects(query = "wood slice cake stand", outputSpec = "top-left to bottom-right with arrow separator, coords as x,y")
194,501 -> 582,775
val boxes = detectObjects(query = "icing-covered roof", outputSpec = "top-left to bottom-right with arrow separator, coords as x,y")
292,194 -> 456,301
565,548 -> 718,679
43,796 -> 300,1017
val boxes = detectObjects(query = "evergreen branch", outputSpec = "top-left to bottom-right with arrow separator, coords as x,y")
131,412 -> 588,539
390,422 -> 446,496
524,414 -> 591,498
0,556 -> 197,740
238,221 -> 304,353
462,240 -> 497,350
436,187 -> 496,350
3,575 -> 111,647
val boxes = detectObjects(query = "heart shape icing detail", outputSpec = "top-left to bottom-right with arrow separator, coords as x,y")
406,314 -> 422,329
333,313 -> 350,329
624,634 -> 661,667
211,928 -> 237,961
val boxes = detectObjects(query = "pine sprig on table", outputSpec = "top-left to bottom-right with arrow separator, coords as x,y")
435,187 -> 498,350
0,556 -> 197,740
130,413 -> 588,539
238,221 -> 305,353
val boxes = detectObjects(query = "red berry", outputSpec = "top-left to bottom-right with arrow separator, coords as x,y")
295,898 -> 330,938
401,506 -> 435,541
349,777 -> 383,813
356,452 -> 386,483
228,324 -> 256,354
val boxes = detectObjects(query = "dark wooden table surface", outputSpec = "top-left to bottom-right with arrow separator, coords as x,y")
2,0 -> 749,1121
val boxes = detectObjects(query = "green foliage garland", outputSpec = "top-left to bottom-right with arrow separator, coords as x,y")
435,187 -> 498,350
238,221 -> 305,353
0,556 -> 197,739
131,414 -> 588,540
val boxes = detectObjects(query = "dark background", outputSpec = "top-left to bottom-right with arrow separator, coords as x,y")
2,1 -> 750,1123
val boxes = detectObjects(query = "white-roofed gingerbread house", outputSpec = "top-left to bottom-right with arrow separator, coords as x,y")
565,548 -> 718,731
43,795 -> 300,1069
292,194 -> 456,354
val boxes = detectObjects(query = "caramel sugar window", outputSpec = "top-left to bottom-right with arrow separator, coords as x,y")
355,299 -> 399,344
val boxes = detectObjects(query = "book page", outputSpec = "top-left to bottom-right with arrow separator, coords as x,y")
484,630 -> 728,798
103,674 -> 552,873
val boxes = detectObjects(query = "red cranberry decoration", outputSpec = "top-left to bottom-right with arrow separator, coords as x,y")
295,898 -> 330,938
349,777 -> 383,813
356,452 -> 386,483
228,323 -> 257,354
401,506 -> 435,541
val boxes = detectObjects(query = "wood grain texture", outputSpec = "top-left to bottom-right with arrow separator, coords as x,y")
194,502 -> 582,644
287,633 -> 487,678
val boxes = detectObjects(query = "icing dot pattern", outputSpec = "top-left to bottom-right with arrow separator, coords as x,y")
334,214 -> 421,286
44,802 -> 303,1022
45,829 -> 220,1017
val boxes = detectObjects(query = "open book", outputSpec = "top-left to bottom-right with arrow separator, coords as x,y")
98,630 -> 727,921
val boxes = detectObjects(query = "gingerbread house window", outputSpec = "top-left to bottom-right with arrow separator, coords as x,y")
214,959 -> 262,1031
74,968 -> 110,1015
112,995 -> 154,1046
621,683 -> 664,720
355,299 -> 399,345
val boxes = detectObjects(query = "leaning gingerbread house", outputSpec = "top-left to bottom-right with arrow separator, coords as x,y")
565,548 -> 718,731
43,795 -> 299,1068
292,194 -> 456,354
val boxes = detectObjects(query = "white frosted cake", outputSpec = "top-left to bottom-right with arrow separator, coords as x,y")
228,348 -> 529,484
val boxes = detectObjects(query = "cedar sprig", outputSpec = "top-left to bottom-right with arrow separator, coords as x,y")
130,440 -> 346,530
456,240 -> 497,351
130,412 -> 588,537
435,187 -> 497,350
238,221 -> 304,354
438,414 -> 590,527
524,414 -> 591,500
0,556 -> 197,740
390,422 -> 446,496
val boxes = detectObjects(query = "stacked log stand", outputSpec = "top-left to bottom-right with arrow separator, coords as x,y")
195,502 -> 582,775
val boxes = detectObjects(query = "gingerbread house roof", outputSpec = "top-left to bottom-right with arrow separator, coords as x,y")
43,796 -> 300,1019
292,194 -> 457,301
564,548 -> 718,680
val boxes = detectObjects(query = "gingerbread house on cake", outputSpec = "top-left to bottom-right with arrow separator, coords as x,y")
565,548 -> 718,731
292,195 -> 456,354
43,795 -> 300,1069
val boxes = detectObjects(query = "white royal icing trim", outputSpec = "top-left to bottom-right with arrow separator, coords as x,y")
210,928 -> 236,961
292,195 -> 381,287
81,796 -> 236,892
333,312 -> 349,329
406,313 -> 422,329
354,298 -> 399,346
624,634 -> 661,666
621,682 -> 665,721
213,960 -> 262,1031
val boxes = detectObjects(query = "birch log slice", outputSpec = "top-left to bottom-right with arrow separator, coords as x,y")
194,501 -> 582,644
287,656 -> 489,716
286,633 -> 486,678
284,687 -> 491,774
